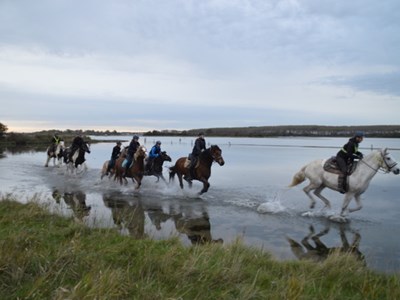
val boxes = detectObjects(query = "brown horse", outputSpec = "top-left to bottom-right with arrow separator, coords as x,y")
169,145 -> 225,194
114,145 -> 147,190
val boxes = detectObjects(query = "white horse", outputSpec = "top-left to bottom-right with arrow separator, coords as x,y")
289,148 -> 399,218
45,141 -> 65,167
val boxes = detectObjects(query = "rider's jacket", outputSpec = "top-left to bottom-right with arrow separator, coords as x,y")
149,145 -> 161,158
337,137 -> 362,162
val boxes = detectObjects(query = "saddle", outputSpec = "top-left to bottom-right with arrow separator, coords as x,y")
323,157 -> 357,175
184,155 -> 200,169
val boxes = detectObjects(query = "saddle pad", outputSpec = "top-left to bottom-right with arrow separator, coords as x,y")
184,158 -> 191,168
323,157 -> 342,174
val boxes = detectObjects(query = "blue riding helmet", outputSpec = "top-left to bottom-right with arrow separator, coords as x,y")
355,131 -> 364,137
156,140 -> 161,145
133,135 -> 139,140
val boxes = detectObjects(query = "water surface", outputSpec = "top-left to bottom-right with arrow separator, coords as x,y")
1,136 -> 399,273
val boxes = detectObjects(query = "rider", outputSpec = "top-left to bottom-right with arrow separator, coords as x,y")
50,133 -> 61,152
122,135 -> 140,177
69,135 -> 84,161
146,140 -> 162,173
106,141 -> 122,175
336,131 -> 364,193
187,132 -> 206,180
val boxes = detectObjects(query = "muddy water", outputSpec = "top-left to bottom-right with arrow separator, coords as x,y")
1,136 -> 399,273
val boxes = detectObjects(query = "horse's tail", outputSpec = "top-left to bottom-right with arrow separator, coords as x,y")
169,166 -> 176,182
288,166 -> 307,187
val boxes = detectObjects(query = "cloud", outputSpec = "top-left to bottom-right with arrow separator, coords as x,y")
0,0 -> 400,132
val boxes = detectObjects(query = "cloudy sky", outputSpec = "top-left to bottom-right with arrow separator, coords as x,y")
1,0 -> 399,133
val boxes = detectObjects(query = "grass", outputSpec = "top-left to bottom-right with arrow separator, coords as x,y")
0,197 -> 399,299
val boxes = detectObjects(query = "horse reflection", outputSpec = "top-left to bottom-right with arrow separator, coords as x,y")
52,190 -> 91,221
103,196 -> 146,239
147,206 -> 171,230
173,209 -> 223,245
286,224 -> 364,264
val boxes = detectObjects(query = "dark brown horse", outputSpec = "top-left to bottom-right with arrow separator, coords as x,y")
114,145 -> 147,190
144,151 -> 172,183
169,145 -> 225,194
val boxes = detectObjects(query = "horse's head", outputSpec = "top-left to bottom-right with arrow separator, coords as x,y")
161,151 -> 172,162
209,145 -> 225,166
135,145 -> 147,159
380,148 -> 399,174
81,142 -> 91,154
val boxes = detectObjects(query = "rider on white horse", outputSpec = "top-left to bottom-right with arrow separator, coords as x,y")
336,131 -> 364,193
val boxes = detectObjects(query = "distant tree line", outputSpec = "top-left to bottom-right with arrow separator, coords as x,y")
1,123 -> 400,148
144,125 -> 400,138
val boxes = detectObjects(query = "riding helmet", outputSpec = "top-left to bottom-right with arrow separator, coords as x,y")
156,140 -> 161,145
133,135 -> 139,140
355,131 -> 364,137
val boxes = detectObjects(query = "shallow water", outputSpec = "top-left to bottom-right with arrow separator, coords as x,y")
1,136 -> 399,274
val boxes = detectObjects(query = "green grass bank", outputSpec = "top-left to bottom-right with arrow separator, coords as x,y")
0,198 -> 399,299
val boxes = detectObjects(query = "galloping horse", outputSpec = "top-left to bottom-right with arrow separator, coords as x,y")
64,142 -> 91,173
289,148 -> 399,218
169,145 -> 225,194
45,141 -> 65,167
144,151 -> 172,182
114,145 -> 147,189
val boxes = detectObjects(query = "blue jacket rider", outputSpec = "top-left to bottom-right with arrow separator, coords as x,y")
146,141 -> 162,171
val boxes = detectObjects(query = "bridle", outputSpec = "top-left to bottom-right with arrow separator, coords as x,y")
359,151 -> 398,174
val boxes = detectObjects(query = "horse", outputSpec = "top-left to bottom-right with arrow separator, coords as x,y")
45,141 -> 65,167
169,145 -> 225,194
289,148 -> 399,219
64,142 -> 91,173
100,160 -> 115,180
114,145 -> 147,189
144,151 -> 172,182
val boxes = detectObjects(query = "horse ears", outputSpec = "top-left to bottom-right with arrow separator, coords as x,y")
381,148 -> 388,155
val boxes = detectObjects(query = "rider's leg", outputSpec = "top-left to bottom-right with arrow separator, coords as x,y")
187,157 -> 197,180
336,157 -> 348,193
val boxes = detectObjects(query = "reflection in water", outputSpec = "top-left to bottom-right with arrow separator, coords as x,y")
102,192 -> 222,245
286,224 -> 365,264
173,210 -> 223,245
52,190 -> 91,221
103,195 -> 146,239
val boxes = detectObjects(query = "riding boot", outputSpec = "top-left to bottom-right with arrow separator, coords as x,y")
338,175 -> 347,194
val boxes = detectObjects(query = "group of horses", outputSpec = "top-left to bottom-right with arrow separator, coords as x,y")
46,140 -> 226,195
46,139 -> 400,219
45,140 -> 91,173
101,144 -> 225,194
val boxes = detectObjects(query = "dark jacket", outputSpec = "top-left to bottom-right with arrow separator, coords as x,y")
111,145 -> 121,160
192,137 -> 206,157
127,140 -> 140,158
72,136 -> 84,148
336,137 -> 362,163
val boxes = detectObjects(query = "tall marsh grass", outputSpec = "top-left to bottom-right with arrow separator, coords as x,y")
0,198 -> 399,299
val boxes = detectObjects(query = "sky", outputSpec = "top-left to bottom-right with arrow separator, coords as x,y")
1,0 -> 399,133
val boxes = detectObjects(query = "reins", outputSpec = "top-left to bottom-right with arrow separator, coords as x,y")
358,152 -> 397,174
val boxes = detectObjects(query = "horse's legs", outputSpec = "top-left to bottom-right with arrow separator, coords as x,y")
45,156 -> 51,167
303,183 -> 320,209
199,178 -> 210,194
340,194 -> 354,216
313,186 -> 331,209
177,174 -> 184,189
348,194 -> 362,213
